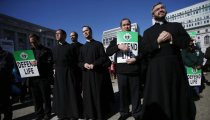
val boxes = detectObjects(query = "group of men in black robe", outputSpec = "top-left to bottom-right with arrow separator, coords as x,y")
23,26 -> 113,120
52,27 -> 114,120
52,3 -> 196,119
1,2 -> 197,120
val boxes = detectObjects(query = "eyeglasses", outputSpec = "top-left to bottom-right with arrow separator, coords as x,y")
122,23 -> 131,26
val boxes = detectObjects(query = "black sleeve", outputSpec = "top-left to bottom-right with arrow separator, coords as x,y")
93,43 -> 110,67
0,52 -> 14,74
205,48 -> 210,59
47,48 -> 53,65
172,23 -> 191,49
106,38 -> 119,56
78,46 -> 85,70
141,30 -> 160,55
135,35 -> 144,61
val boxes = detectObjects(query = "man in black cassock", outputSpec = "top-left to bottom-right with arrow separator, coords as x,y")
70,31 -> 83,95
106,18 -> 142,120
52,29 -> 83,120
29,34 -> 53,120
0,46 -> 14,120
141,2 -> 196,120
79,26 -> 114,120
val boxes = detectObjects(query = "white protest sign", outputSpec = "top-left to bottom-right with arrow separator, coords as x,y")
13,50 -> 39,78
187,67 -> 201,86
117,31 -> 138,63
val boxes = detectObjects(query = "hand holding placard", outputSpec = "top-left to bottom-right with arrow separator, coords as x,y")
118,44 -> 129,52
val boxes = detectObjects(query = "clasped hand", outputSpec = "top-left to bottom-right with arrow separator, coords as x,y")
84,63 -> 94,70
157,31 -> 172,43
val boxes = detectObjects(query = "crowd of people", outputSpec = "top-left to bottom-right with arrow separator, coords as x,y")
1,2 -> 210,120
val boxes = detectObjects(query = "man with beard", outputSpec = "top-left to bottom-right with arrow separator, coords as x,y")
79,26 -> 114,120
52,29 -> 83,120
0,46 -> 14,120
70,32 -> 83,95
141,2 -> 196,120
29,34 -> 53,120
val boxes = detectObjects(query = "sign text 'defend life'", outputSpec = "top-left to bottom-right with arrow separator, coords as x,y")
186,67 -> 201,86
13,50 -> 39,78
117,31 -> 138,63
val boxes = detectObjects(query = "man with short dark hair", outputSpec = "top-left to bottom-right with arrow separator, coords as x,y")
106,18 -> 142,120
52,29 -> 83,120
29,33 -> 53,120
141,2 -> 196,120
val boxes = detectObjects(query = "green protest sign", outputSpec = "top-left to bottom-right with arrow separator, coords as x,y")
186,67 -> 201,86
117,31 -> 138,43
13,50 -> 40,78
117,31 -> 138,63
13,50 -> 35,61
188,31 -> 197,37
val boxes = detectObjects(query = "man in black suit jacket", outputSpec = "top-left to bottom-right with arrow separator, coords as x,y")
29,34 -> 53,120
141,2 -> 196,120
106,18 -> 142,120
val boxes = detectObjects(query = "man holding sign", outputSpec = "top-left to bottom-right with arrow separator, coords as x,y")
181,39 -> 204,100
28,34 -> 53,120
106,18 -> 142,120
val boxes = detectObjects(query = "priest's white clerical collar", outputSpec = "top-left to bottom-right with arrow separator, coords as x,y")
155,21 -> 164,25
58,42 -> 63,45
86,39 -> 93,42
58,41 -> 65,45
155,20 -> 167,25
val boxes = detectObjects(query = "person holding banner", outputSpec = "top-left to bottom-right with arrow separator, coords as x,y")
28,34 -> 53,120
106,18 -> 142,120
53,29 -> 83,120
79,26 -> 114,120
181,39 -> 204,100
0,46 -> 14,120
141,2 -> 196,120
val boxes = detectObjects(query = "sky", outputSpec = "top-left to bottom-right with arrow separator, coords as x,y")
0,0 -> 204,43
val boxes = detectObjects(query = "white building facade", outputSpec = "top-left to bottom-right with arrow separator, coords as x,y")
166,0 -> 210,53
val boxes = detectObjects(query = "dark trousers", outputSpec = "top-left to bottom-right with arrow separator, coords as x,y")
117,74 -> 142,117
0,93 -> 12,120
30,78 -> 52,118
